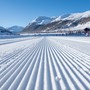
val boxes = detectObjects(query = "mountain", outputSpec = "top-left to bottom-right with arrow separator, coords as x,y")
22,10 -> 90,34
30,16 -> 56,25
63,11 -> 90,21
52,14 -> 71,22
0,26 -> 12,35
0,26 -> 4,30
22,16 -> 56,33
7,26 -> 24,33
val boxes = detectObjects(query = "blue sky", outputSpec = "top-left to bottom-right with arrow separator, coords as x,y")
0,0 -> 90,27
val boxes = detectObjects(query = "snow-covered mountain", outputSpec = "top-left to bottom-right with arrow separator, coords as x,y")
7,26 -> 24,33
30,16 -> 56,25
0,26 -> 24,35
0,26 -> 12,35
52,14 -> 71,22
52,11 -> 90,22
18,10 -> 90,33
22,16 -> 56,33
0,26 -> 5,30
63,11 -> 90,20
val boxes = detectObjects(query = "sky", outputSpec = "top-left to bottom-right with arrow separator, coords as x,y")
0,0 -> 90,27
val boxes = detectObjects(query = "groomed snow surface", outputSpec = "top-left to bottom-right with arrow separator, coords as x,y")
0,36 -> 90,90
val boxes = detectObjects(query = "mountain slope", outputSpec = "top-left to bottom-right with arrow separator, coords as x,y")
0,26 -> 12,35
7,26 -> 24,33
31,16 -> 56,25
22,10 -> 90,33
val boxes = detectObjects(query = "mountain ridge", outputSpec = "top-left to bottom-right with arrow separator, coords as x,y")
0,26 -> 12,35
7,26 -> 24,33
22,10 -> 90,34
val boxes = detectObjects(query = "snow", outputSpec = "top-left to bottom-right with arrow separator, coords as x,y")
52,14 -> 71,22
28,10 -> 90,26
59,21 -> 90,31
0,36 -> 90,90
48,10 -> 90,23
52,16 -> 61,22
71,22 -> 90,30
7,26 -> 24,33
31,16 -> 54,25
0,26 -> 5,30
63,11 -> 90,20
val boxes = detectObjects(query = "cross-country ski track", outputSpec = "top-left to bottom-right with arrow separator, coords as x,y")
0,36 -> 90,90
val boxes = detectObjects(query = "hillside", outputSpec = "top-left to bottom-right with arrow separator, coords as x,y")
22,11 -> 90,34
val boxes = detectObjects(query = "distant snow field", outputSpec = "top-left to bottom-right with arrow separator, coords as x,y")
0,36 -> 90,90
